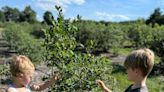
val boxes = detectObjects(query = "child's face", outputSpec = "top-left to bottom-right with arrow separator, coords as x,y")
19,71 -> 33,86
126,68 -> 138,81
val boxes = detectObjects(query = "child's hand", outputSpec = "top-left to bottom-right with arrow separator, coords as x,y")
31,84 -> 40,90
52,71 -> 60,80
96,79 -> 105,87
96,80 -> 112,92
30,71 -> 60,91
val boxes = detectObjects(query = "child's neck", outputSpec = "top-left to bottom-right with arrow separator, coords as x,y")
12,78 -> 25,88
132,77 -> 146,89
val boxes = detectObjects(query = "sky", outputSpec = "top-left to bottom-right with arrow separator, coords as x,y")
0,0 -> 164,22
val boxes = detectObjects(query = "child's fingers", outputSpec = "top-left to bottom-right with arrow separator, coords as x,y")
96,80 -> 103,84
53,71 -> 60,80
31,84 -> 40,90
53,71 -> 59,76
96,80 -> 104,85
96,79 -> 107,88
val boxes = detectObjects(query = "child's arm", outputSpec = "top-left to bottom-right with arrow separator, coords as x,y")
96,80 -> 112,92
6,88 -> 13,92
31,71 -> 59,91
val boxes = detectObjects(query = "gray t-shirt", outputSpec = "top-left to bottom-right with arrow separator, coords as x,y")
124,84 -> 148,92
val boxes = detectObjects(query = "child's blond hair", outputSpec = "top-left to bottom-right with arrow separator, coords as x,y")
124,48 -> 154,77
10,55 -> 35,77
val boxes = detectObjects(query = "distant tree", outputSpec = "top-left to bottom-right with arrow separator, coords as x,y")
43,11 -> 54,26
156,15 -> 164,25
2,6 -> 20,22
0,10 -> 5,22
146,8 -> 162,27
99,20 -> 110,26
30,23 -> 46,38
127,24 -> 154,48
20,6 -> 37,23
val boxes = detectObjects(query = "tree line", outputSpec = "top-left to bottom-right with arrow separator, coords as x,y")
1,6 -> 164,26
0,6 -> 54,25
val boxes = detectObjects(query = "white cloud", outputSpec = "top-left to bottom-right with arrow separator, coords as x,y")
35,0 -> 85,12
96,11 -> 130,21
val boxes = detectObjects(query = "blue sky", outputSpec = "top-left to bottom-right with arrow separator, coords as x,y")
0,0 -> 164,22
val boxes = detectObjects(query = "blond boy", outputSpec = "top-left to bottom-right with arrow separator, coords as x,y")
97,48 -> 154,92
6,55 -> 59,92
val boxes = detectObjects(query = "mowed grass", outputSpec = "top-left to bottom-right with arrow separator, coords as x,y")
0,28 -> 4,32
0,65 -> 3,70
110,47 -> 133,57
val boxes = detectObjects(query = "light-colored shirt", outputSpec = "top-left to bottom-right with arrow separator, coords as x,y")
8,84 -> 31,92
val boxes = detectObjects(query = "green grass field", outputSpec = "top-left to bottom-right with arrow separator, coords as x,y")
0,65 -> 3,70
